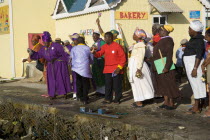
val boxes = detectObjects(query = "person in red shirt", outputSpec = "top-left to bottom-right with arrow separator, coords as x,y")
91,32 -> 126,104
152,23 -> 161,46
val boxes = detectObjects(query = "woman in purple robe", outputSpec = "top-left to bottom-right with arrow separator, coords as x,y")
27,31 -> 71,99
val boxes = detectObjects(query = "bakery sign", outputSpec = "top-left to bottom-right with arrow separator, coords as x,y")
115,11 -> 148,20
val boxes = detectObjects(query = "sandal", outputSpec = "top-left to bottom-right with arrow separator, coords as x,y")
165,106 -> 176,110
186,110 -> 201,115
102,100 -> 112,105
132,103 -> 144,108
158,104 -> 167,109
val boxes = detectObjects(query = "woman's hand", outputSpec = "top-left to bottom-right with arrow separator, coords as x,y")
191,69 -> 197,77
162,68 -> 169,73
136,69 -> 142,78
27,48 -> 33,55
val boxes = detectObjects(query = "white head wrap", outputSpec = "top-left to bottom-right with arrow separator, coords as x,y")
93,31 -> 100,35
190,20 -> 204,33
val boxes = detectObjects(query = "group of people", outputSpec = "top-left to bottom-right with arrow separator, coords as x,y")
24,18 -> 210,117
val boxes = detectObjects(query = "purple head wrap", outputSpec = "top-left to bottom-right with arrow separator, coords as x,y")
42,31 -> 52,42
69,33 -> 79,41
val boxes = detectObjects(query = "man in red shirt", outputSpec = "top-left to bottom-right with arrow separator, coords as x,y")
92,32 -> 126,104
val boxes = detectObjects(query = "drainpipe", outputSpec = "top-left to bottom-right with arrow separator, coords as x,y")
110,9 -> 115,30
8,0 -> 16,78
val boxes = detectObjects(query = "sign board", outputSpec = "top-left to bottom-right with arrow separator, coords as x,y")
28,33 -> 43,49
80,29 -> 94,35
190,11 -> 200,19
0,5 -> 9,35
115,11 -> 148,20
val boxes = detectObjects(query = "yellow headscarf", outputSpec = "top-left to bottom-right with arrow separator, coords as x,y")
162,25 -> 174,33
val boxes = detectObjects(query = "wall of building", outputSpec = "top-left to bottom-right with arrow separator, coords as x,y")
115,0 -> 154,46
0,0 -> 12,78
12,0 -> 57,78
115,0 -> 205,61
55,10 -> 111,46
169,0 -> 204,56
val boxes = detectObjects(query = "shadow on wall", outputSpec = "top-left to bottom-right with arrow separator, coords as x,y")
168,13 -> 190,24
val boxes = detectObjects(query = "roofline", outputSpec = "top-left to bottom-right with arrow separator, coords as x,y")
52,4 -> 110,20
198,0 -> 210,9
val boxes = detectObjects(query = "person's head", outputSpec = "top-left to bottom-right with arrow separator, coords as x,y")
77,37 -> 85,44
133,28 -> 147,42
31,34 -> 41,46
152,23 -> 161,35
180,39 -> 188,47
55,38 -> 61,44
64,40 -> 70,46
42,31 -> 52,47
205,28 -> 210,42
69,33 -> 79,46
110,30 -> 119,39
104,32 -> 114,44
159,25 -> 174,37
189,20 -> 204,37
92,32 -> 100,42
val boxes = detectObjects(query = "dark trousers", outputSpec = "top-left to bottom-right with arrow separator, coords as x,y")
105,74 -> 122,102
76,73 -> 90,102
176,67 -> 183,83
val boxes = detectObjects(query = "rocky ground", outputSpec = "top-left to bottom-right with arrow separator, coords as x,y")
0,78 -> 210,140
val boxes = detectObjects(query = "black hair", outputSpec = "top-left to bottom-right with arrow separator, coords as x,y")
206,28 -> 210,36
77,37 -> 85,44
105,32 -> 113,38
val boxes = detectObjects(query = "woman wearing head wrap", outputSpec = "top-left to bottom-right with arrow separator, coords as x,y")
152,25 -> 180,110
27,31 -> 72,99
69,33 -> 80,46
152,23 -> 161,46
128,28 -> 154,107
183,20 -> 206,114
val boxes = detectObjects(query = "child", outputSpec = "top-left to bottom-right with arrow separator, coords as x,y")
201,28 -> 210,117
175,39 -> 188,83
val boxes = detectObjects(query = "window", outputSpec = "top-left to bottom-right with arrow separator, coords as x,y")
153,15 -> 167,25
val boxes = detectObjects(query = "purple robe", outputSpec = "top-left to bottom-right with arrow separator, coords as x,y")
31,42 -> 71,97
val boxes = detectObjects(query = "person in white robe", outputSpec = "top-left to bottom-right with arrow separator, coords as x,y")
128,28 -> 154,107
183,20 -> 206,114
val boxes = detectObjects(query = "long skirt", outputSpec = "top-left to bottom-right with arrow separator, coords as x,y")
47,61 -> 71,97
183,55 -> 206,99
128,57 -> 154,102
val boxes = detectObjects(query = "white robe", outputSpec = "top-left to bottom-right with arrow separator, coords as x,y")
183,55 -> 206,99
128,42 -> 154,102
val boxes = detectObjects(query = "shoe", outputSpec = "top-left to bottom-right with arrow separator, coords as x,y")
165,106 -> 176,110
73,93 -> 77,100
50,96 -> 56,100
158,104 -> 167,109
101,100 -> 111,104
132,102 -> 144,108
113,100 -> 121,104
65,94 -> 68,99
83,101 -> 89,105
